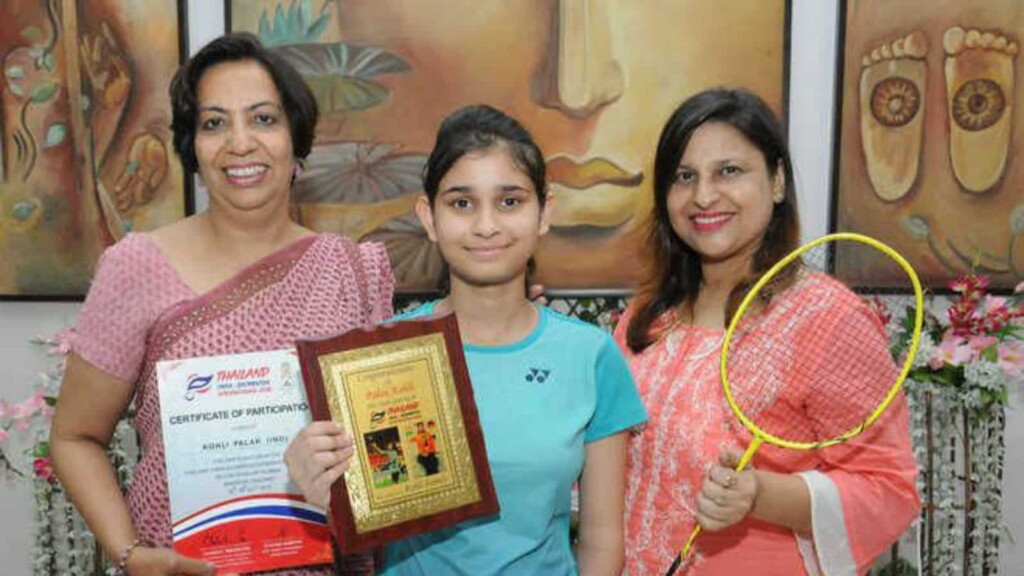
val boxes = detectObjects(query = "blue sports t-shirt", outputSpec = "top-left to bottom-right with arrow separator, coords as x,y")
379,302 -> 647,576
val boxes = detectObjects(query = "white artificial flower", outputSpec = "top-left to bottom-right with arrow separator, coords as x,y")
964,359 -> 1005,392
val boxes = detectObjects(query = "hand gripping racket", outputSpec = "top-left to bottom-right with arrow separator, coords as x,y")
665,232 -> 924,575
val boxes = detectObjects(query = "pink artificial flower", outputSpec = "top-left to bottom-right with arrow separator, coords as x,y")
949,276 -> 971,294
866,296 -> 892,327
608,309 -> 623,329
967,334 -> 998,353
998,340 -> 1024,376
9,400 -> 34,421
13,419 -> 31,433
33,456 -> 56,483
50,329 -> 73,355
930,335 -> 975,369
0,429 -> 8,443
982,295 -> 1009,319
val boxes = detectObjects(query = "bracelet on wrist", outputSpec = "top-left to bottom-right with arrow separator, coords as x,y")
114,537 -> 146,575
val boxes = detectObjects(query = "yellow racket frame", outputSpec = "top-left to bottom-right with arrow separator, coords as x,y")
672,232 -> 924,574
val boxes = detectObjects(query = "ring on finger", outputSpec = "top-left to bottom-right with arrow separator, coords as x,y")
723,473 -> 737,489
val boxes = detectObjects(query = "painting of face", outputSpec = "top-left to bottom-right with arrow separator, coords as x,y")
0,0 -> 186,297
229,0 -> 788,292
835,0 -> 1024,289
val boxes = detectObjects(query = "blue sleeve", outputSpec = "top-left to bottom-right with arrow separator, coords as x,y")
585,333 -> 648,443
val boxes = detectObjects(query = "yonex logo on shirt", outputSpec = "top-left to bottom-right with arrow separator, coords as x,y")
525,367 -> 551,383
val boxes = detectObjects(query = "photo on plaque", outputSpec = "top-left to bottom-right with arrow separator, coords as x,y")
365,427 -> 409,489
295,313 -> 498,553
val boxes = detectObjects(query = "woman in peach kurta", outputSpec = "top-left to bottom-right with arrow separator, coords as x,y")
617,88 -> 919,575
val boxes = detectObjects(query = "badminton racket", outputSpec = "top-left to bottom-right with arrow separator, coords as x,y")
665,232 -> 924,575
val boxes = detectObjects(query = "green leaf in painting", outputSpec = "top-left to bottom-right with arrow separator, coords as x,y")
272,43 -> 409,113
30,81 -> 58,104
299,0 -> 314,32
273,5 -> 289,45
286,1 -> 300,40
306,76 -> 388,113
294,142 -> 426,204
43,123 -> 68,148
21,26 -> 42,43
11,201 -> 38,222
258,11 -> 273,42
273,43 -> 409,78
259,0 -> 330,46
306,12 -> 330,40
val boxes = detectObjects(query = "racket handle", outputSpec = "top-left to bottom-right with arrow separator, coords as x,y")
664,525 -> 702,576
664,552 -> 684,576
664,438 -> 763,575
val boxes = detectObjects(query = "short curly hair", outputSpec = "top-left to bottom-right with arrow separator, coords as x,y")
168,32 -> 318,173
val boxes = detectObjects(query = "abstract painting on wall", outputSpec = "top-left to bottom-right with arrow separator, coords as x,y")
0,0 -> 188,299
229,0 -> 790,293
834,0 -> 1024,289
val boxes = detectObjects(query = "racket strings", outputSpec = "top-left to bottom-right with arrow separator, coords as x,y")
725,247 -> 906,446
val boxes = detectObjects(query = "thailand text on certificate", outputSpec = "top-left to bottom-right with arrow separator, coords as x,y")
156,348 -> 333,573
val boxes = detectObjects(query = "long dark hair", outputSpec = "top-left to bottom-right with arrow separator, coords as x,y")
422,104 -> 547,292
626,87 -> 800,352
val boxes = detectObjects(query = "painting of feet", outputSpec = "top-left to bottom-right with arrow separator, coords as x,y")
228,0 -> 790,293
0,0 -> 187,298
834,0 -> 1024,289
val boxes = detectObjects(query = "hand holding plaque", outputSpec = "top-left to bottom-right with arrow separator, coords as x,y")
295,312 -> 499,553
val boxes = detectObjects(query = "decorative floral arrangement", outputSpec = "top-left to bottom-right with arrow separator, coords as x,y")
884,274 -> 1024,417
0,335 -> 65,484
870,274 -> 1020,575
0,333 -> 131,575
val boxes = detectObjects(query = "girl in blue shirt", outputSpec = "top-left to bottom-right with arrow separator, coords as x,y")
286,105 -> 647,575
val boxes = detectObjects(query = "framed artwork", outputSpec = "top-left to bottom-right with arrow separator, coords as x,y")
228,0 -> 790,294
0,0 -> 190,300
833,0 -> 1024,290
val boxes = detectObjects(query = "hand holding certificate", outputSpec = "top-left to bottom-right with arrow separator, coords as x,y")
156,349 -> 333,573
295,312 -> 499,553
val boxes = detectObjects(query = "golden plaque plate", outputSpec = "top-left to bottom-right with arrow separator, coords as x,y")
296,312 -> 498,553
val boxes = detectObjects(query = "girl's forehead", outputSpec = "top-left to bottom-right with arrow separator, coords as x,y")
444,149 -> 533,180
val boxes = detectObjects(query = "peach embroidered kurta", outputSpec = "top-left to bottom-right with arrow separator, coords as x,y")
616,273 -> 920,575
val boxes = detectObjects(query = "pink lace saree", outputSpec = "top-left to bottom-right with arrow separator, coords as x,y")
70,233 -> 394,575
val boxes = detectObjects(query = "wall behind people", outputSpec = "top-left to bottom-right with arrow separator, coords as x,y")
0,1 -> 1020,573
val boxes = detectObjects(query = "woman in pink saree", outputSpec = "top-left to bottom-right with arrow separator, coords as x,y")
49,34 -> 393,576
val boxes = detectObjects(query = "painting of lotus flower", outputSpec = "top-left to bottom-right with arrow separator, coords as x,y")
229,0 -> 789,293
0,0 -> 187,298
